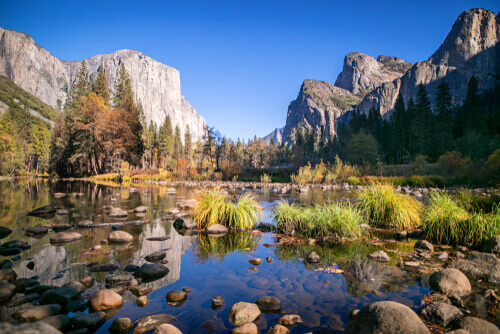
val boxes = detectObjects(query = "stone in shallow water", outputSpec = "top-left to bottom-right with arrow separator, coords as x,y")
368,250 -> 390,262
0,268 -> 17,282
27,205 -> 56,219
267,324 -> 289,334
212,296 -> 224,309
134,263 -> 169,281
13,304 -> 61,323
109,317 -> 132,334
0,281 -> 16,303
0,259 -> 13,269
137,295 -> 149,307
248,258 -> 263,265
449,253 -> 500,282
306,251 -> 320,263
50,232 -> 83,243
107,207 -> 129,218
166,290 -> 187,302
72,311 -> 106,330
145,251 -> 167,262
89,264 -> 120,272
0,226 -> 12,238
89,289 -> 123,311
418,302 -> 463,327
77,220 -> 94,228
256,296 -> 281,313
108,231 -> 134,243
232,323 -> 258,334
79,276 -> 95,288
229,302 -> 261,326
39,286 -> 80,306
153,324 -> 183,334
147,236 -> 171,241
41,314 -> 71,331
134,206 -> 148,213
449,316 -> 499,333
26,224 -> 49,235
105,274 -> 134,287
205,224 -> 228,235
130,286 -> 152,296
429,268 -> 471,296
276,314 -> 303,326
414,240 -> 434,252
0,322 -> 61,334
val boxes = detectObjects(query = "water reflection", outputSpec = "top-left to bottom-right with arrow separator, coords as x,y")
192,233 -> 261,263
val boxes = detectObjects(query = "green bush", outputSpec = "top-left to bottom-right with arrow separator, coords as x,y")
357,183 -> 422,229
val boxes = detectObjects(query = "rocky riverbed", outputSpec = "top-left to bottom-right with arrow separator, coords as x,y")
0,180 -> 498,333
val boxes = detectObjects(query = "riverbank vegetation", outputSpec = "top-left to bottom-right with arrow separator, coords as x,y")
357,183 -> 422,229
274,201 -> 365,239
193,188 -> 262,229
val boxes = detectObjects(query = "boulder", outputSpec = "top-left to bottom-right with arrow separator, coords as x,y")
89,263 -> 120,272
429,269 -> 471,296
134,263 -> 169,282
133,314 -> 177,334
0,281 -> 16,302
40,286 -> 80,306
109,317 -> 133,334
65,300 -> 87,313
89,289 -> 123,311
79,276 -> 95,288
166,290 -> 187,302
137,295 -> 149,307
63,281 -> 86,293
344,301 -> 430,334
13,304 -> 61,323
107,207 -> 129,218
153,324 -> 183,334
415,240 -> 434,252
255,296 -> 281,313
72,311 -> 106,330
27,205 -> 56,218
231,323 -> 258,334
306,251 -> 320,263
205,224 -> 228,234
229,302 -> 261,326
368,250 -> 390,262
449,253 -> 500,282
0,268 -> 17,282
13,278 -> 39,293
77,220 -> 94,228
418,302 -> 463,326
130,286 -> 152,296
41,314 -> 71,331
108,231 -> 133,243
26,224 -> 49,235
50,232 -> 83,243
173,217 -> 196,230
450,316 -> 500,334
212,296 -> 224,309
248,258 -> 263,266
145,251 -> 167,262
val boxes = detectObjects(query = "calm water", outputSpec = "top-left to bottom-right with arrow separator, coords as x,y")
0,180 -> 430,333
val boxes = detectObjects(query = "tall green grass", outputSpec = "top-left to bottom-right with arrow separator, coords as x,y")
274,201 -> 365,239
193,188 -> 262,229
454,188 -> 500,213
357,183 -> 422,229
423,192 -> 500,245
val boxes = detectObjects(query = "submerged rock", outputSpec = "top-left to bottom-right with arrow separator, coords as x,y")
89,289 -> 123,311
109,317 -> 132,334
212,296 -> 224,309
345,301 -> 429,334
256,296 -> 281,313
133,314 -> 176,334
276,315 -> 303,326
153,324 -> 183,334
166,290 -> 187,302
134,263 -> 169,281
231,323 -> 258,334
429,269 -> 472,296
72,311 -> 106,330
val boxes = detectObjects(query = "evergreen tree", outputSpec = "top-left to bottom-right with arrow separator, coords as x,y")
67,60 -> 90,110
92,65 -> 110,106
158,115 -> 173,167
413,84 -> 432,157
184,125 -> 193,161
434,80 -> 454,157
390,93 -> 407,163
173,125 -> 182,159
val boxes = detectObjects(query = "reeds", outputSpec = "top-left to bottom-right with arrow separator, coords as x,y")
357,183 -> 422,229
193,188 -> 262,229
274,201 -> 365,239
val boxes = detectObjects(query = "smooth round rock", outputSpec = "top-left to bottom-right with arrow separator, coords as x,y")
232,323 -> 258,334
166,290 -> 187,302
256,296 -> 281,313
108,231 -> 133,243
13,304 -> 61,323
267,324 -> 290,334
344,301 -> 430,334
137,295 -> 149,307
418,302 -> 463,327
429,269 -> 471,296
89,289 -> 123,311
415,240 -> 434,252
248,258 -> 263,266
77,220 -> 94,228
450,316 -> 500,334
109,317 -> 132,334
205,224 -> 228,234
134,263 -> 169,281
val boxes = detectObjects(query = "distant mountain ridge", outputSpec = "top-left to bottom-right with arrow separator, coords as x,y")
266,8 -> 499,144
0,27 -> 207,142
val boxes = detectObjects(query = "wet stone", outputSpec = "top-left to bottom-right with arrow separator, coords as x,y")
89,263 -> 120,272
66,300 -> 88,313
12,278 -> 39,293
256,296 -> 281,313
6,292 -> 39,307
181,287 -> 192,293
40,286 -> 80,306
50,231 -> 83,243
89,289 -> 123,311
0,259 -> 13,269
77,220 -> 94,228
130,286 -> 152,296
368,250 -> 390,262
229,302 -> 261,326
123,264 -> 140,272
72,311 -> 106,330
153,324 -> 183,334
166,290 -> 187,302
145,251 -> 167,262
64,281 -> 86,293
26,224 -> 49,235
108,230 -> 133,243
248,258 -> 263,265
205,224 -> 228,235
0,322 -> 62,334
306,251 -> 320,263
52,224 -> 71,232
267,325 -> 289,334
41,314 -> 71,331
231,323 -> 258,334
277,314 -> 303,326
134,263 -> 169,281
212,296 -> 224,309
0,281 -> 16,303
137,295 -> 148,307
109,317 -> 132,334
0,247 -> 22,256
79,276 -> 95,288
418,302 -> 463,327
106,274 -> 134,287
13,304 -> 61,323
133,314 -> 177,334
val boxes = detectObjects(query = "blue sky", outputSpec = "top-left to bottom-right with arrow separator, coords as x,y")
1,0 -> 498,141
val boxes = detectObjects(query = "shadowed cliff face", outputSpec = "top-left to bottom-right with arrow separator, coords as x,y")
0,28 -> 207,142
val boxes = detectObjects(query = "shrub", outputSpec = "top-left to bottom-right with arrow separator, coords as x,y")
410,154 -> 427,175
193,188 -> 262,229
291,163 -> 314,184
437,151 -> 469,177
347,176 -> 361,186
357,183 -> 422,229
260,173 -> 272,183
274,201 -> 365,239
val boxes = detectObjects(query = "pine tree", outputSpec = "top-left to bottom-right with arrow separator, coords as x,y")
67,60 -> 90,110
173,125 -> 182,159
92,65 -> 110,106
390,93 -> 406,163
158,115 -> 173,167
184,125 -> 193,161
434,80 -> 453,157
413,84 -> 432,157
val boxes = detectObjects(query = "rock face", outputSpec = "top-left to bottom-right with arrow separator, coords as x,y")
271,8 -> 499,143
335,52 -> 410,94
359,8 -> 499,115
0,27 -> 207,142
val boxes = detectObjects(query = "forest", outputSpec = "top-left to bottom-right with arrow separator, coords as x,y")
0,61 -> 499,185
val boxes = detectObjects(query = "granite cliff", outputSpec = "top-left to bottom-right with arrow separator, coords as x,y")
0,27 -> 207,142
268,8 -> 499,144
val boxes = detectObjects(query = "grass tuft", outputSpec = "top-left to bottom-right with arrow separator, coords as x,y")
274,201 -> 365,239
423,192 -> 500,245
357,183 -> 422,229
193,188 -> 262,230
